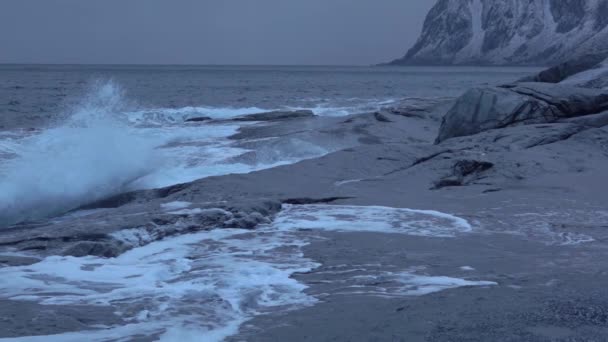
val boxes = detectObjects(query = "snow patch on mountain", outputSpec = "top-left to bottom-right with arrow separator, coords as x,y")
392,0 -> 608,66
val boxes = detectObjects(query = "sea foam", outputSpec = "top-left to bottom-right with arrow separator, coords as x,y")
0,205 -> 493,341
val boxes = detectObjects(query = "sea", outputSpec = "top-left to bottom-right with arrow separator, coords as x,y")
0,64 -> 539,341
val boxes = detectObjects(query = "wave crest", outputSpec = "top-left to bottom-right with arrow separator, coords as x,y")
0,81 -> 158,226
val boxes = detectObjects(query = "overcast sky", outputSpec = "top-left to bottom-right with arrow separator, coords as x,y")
0,0 -> 434,65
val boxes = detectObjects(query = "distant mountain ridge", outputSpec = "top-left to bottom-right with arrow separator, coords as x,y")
391,0 -> 608,66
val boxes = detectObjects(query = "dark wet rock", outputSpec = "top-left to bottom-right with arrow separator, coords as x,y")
483,188 -> 502,193
62,241 -> 128,258
373,112 -> 392,123
373,98 -> 452,121
433,160 -> 494,189
383,107 -> 427,119
0,255 -> 41,267
230,110 -> 315,122
282,197 -> 354,205
0,199 -> 282,258
436,83 -> 608,142
184,116 -> 212,122
77,192 -> 140,210
433,177 -> 464,189
453,160 -> 494,177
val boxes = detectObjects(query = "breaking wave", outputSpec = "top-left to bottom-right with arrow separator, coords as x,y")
0,81 -> 159,226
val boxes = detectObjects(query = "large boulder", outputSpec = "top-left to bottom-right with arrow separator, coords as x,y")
519,53 -> 608,84
436,83 -> 608,143
559,57 -> 608,90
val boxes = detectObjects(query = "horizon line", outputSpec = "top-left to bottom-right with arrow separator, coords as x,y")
0,62 -> 546,68
0,62 -> 375,67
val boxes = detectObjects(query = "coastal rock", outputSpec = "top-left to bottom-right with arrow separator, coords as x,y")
559,57 -> 608,90
0,255 -> 40,267
391,0 -> 608,66
436,83 -> 608,142
563,110 -> 608,128
184,116 -> 212,122
373,112 -> 392,122
520,54 -> 608,83
230,110 -> 315,122
0,199 -> 282,258
433,160 -> 494,189
517,52 -> 608,90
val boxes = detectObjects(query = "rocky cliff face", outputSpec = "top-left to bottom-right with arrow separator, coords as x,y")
392,0 -> 608,66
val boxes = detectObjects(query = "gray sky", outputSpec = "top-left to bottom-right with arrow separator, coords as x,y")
0,0 -> 433,65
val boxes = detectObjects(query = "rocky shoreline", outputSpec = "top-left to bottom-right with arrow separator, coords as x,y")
2,56 -> 608,340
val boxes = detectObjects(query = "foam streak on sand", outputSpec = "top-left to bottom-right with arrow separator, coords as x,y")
0,205 -> 493,341
0,229 -> 316,342
274,204 -> 473,237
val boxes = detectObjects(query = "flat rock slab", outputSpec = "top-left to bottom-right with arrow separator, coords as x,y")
230,110 -> 315,122
0,300 -> 124,338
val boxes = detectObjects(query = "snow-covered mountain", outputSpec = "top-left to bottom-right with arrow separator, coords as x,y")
391,0 -> 608,66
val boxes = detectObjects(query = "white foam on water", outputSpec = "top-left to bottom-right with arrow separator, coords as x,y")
508,211 -> 596,245
0,131 -> 29,160
131,140 -> 330,190
273,204 -> 473,237
132,158 -> 291,190
125,97 -> 399,125
124,124 -> 328,190
161,201 -> 192,211
0,205 -> 493,341
0,228 -> 317,342
124,106 -> 270,125
330,272 -> 496,297
398,274 -> 495,296
0,83 -> 336,222
334,178 -> 363,186
310,263 -> 495,299
288,97 -> 400,117
168,208 -> 205,215
124,123 -> 250,189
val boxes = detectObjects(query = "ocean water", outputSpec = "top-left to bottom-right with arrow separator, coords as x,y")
0,65 -> 539,223
0,64 -> 540,122
0,65 -> 536,340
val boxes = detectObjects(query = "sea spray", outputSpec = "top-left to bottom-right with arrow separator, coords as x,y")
0,81 -> 159,226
